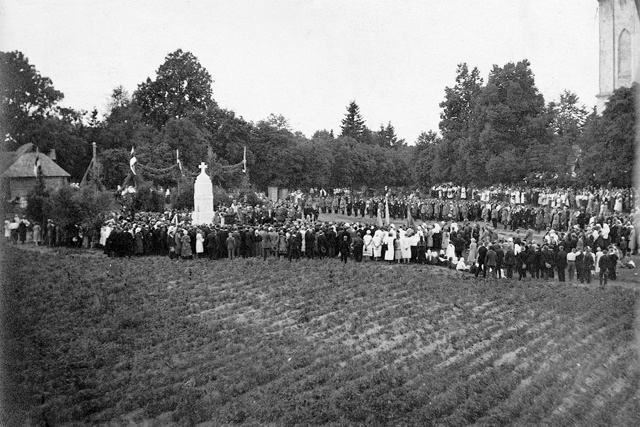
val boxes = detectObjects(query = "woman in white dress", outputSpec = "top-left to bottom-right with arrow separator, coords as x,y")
614,195 -> 623,213
363,229 -> 373,260
373,229 -> 383,260
441,230 -> 450,251
445,242 -> 456,261
401,232 -> 412,263
195,229 -> 204,259
384,231 -> 395,262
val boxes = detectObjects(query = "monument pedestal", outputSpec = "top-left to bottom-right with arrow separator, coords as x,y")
192,162 -> 215,225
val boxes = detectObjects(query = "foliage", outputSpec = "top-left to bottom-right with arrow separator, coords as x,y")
6,252 -> 640,425
340,101 -> 366,143
170,176 -> 195,210
4,50 -> 634,194
469,60 -> 552,184
25,179 -> 49,225
578,84 -> 636,187
125,182 -> 166,214
439,63 -> 483,142
378,122 -> 406,148
0,51 -> 64,149
99,148 -> 130,189
36,185 -> 113,229
134,49 -> 216,129
212,185 -> 231,207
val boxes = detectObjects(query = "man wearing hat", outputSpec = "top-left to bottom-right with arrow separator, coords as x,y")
598,248 -> 613,288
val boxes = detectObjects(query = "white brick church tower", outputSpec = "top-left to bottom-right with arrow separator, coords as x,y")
597,0 -> 640,112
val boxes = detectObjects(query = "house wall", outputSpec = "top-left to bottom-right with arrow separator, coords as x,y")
3,177 -> 68,200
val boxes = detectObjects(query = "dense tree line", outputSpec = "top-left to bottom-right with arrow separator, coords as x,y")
1,50 -> 635,196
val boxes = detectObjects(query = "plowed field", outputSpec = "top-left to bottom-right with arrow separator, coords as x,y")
2,248 -> 639,426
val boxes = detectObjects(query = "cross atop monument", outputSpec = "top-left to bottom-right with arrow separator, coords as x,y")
198,162 -> 207,175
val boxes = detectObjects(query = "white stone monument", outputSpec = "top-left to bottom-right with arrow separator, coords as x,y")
192,162 -> 215,225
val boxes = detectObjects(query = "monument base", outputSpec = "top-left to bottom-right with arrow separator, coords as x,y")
192,209 -> 215,226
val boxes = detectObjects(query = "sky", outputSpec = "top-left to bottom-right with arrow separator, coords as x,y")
0,0 -> 600,144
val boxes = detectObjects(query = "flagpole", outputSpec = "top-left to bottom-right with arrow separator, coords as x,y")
242,146 -> 247,174
385,192 -> 390,226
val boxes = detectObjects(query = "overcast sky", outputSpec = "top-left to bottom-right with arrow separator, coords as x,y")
0,0 -> 599,143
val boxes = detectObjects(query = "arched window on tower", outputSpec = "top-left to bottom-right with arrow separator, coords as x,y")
618,29 -> 632,86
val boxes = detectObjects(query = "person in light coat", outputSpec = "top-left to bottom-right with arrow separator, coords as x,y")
363,229 -> 373,260
401,231 -> 412,263
373,229 -> 383,260
195,229 -> 204,259
384,231 -> 395,262
467,238 -> 478,265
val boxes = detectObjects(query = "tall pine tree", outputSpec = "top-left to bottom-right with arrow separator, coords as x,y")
340,101 -> 366,143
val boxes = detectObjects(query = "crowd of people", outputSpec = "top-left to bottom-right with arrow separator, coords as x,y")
4,184 -> 638,288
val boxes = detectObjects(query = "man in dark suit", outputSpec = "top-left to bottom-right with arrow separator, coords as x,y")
475,242 -> 488,278
485,245 -> 498,278
556,246 -> 567,282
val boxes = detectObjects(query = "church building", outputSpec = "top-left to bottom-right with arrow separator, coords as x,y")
597,0 -> 640,112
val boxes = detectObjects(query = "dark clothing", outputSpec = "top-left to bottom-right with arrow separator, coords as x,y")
485,249 -> 497,278
556,250 -> 567,282
504,249 -> 515,279
339,239 -> 351,263
598,254 -> 611,287
352,236 -> 364,262
475,246 -> 488,278
288,235 -> 300,261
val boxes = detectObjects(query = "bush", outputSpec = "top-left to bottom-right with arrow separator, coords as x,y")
170,177 -> 194,210
131,183 -> 165,213
25,183 -> 114,229
25,179 -> 50,224
213,186 -> 231,208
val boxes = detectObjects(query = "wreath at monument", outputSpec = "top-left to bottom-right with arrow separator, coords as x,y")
122,146 -> 247,189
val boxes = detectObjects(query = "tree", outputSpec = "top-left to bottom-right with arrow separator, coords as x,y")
161,117 -> 209,172
378,122 -> 405,148
468,59 -> 552,184
0,50 -> 64,149
415,130 -> 439,149
549,90 -> 589,139
434,64 -> 483,184
545,90 -> 589,182
579,84 -> 636,187
134,49 -> 216,129
340,101 -> 366,143
412,131 -> 440,186
439,63 -> 483,141
264,113 -> 291,132
249,119 -> 297,190
312,130 -> 334,141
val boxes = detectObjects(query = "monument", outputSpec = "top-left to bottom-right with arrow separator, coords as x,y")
597,0 -> 640,112
192,162 -> 215,225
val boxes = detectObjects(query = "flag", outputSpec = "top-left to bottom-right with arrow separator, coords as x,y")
385,193 -> 390,226
129,147 -> 137,175
176,149 -> 183,173
172,213 -> 179,226
242,146 -> 247,173
33,152 -> 42,178
406,204 -> 414,228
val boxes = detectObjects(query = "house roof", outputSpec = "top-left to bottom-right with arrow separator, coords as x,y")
1,151 -> 71,178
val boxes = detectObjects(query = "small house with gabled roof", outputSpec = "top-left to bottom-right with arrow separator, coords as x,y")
1,143 -> 70,201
